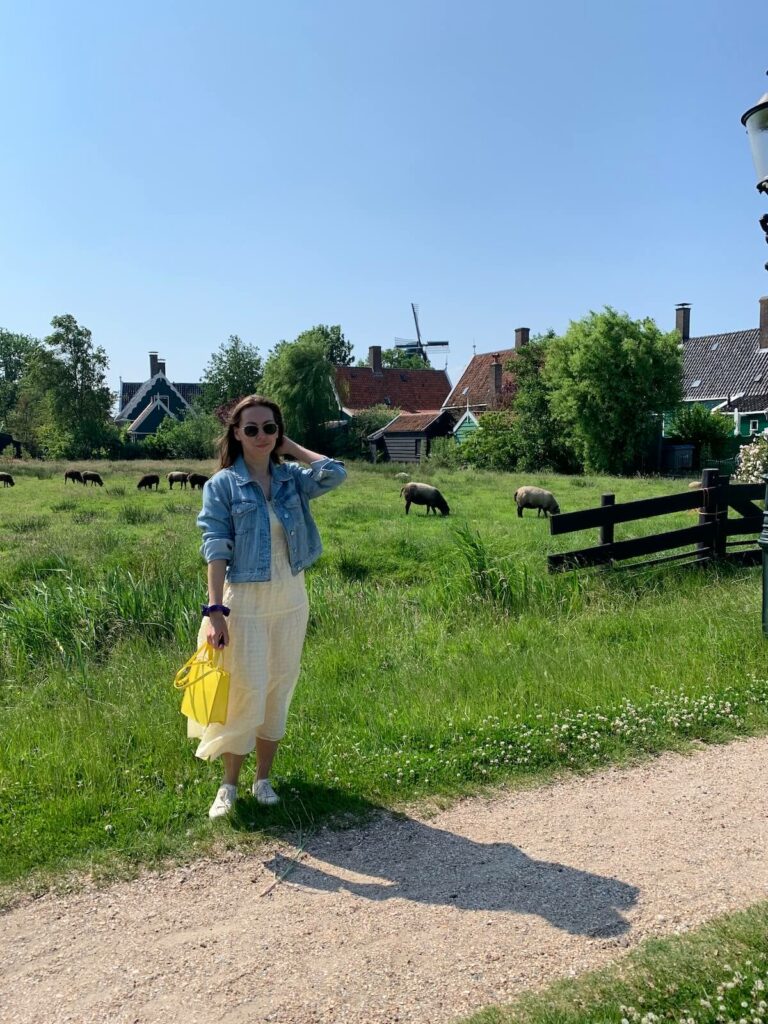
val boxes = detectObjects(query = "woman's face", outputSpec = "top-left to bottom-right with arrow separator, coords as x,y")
233,404 -> 280,460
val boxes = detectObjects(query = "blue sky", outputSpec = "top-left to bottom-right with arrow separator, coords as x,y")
2,0 -> 768,397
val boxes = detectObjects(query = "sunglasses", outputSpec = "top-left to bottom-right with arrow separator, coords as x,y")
241,422 -> 278,438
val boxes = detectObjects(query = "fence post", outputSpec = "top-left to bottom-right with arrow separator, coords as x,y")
698,467 -> 720,561
599,494 -> 615,548
760,473 -> 768,636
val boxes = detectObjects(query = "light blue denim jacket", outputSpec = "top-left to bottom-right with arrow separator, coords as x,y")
197,454 -> 347,581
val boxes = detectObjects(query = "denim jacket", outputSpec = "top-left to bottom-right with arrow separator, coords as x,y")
197,454 -> 347,581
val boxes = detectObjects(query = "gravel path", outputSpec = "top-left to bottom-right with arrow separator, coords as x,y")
4,736 -> 768,1024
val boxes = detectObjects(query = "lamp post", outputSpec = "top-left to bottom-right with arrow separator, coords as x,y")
742,77 -> 768,633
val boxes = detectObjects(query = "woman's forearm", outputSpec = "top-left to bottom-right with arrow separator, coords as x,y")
207,560 -> 227,604
279,437 -> 333,465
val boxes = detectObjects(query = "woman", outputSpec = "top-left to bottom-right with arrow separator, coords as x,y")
194,394 -> 347,819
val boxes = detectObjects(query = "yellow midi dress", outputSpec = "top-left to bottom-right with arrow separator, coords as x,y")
189,502 -> 310,761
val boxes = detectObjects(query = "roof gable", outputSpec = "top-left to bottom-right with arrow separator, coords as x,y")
443,348 -> 517,409
128,400 -> 179,433
335,365 -> 451,414
117,374 -> 193,421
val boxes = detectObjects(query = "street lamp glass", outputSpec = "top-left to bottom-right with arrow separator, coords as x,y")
742,93 -> 768,191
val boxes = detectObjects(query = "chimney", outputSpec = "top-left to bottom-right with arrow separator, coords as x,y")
369,346 -> 383,375
149,352 -> 160,376
675,303 -> 691,342
760,297 -> 768,350
489,354 -> 502,395
514,327 -> 530,348
157,359 -> 166,375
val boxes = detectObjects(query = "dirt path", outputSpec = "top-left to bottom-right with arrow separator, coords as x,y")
4,736 -> 768,1024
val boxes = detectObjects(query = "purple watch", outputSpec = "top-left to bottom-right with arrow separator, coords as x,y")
202,603 -> 231,618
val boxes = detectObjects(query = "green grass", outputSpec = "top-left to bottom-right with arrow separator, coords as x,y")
2,458 -> 768,897
464,901 -> 768,1024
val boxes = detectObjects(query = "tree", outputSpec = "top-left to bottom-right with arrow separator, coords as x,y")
546,308 -> 682,474
666,402 -> 734,466
0,329 -> 39,427
199,334 -> 263,411
261,333 -> 339,447
297,324 -> 353,367
333,404 -> 399,460
507,332 -> 580,473
354,348 -> 430,370
26,314 -> 115,457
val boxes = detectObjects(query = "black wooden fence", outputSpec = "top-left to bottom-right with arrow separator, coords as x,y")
548,468 -> 765,573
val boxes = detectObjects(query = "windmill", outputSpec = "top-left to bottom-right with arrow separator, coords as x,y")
394,303 -> 449,365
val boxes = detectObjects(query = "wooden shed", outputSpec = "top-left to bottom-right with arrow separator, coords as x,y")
367,410 -> 457,463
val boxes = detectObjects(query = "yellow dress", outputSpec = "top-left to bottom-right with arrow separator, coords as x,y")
189,503 -> 310,760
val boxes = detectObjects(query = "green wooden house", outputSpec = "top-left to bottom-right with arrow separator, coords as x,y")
440,328 -> 530,441
679,297 -> 768,437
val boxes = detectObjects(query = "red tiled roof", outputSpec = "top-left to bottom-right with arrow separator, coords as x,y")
443,348 -> 518,409
380,411 -> 445,433
335,366 -> 451,414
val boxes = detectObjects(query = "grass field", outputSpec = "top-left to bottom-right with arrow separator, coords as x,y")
465,900 -> 768,1024
2,457 -> 768,897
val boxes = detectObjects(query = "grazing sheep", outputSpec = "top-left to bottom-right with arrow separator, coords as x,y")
64,470 -> 85,485
167,471 -> 188,490
394,472 -> 409,481
137,474 -> 160,491
514,485 -> 560,518
187,472 -> 208,490
82,471 -> 104,487
0,472 -> 14,487
400,482 -> 450,516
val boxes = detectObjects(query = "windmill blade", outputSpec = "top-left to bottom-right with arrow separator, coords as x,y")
425,340 -> 449,348
394,337 -> 418,346
411,303 -> 422,347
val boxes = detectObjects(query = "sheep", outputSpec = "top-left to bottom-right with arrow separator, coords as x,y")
400,482 -> 450,516
0,472 -> 14,487
394,472 -> 409,481
187,472 -> 208,490
137,474 -> 160,491
82,471 -> 104,487
167,471 -> 188,490
64,470 -> 85,485
514,485 -> 560,518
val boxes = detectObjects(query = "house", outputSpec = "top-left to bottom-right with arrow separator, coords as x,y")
115,353 -> 203,439
366,410 -> 457,463
336,345 -> 455,461
335,346 -> 451,416
679,297 -> 768,436
441,327 -> 530,441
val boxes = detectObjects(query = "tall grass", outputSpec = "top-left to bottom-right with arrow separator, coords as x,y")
2,463 -> 768,892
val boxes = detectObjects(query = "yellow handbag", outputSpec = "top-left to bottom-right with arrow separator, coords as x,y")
173,643 -> 230,726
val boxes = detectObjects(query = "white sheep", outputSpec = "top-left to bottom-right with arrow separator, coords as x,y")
514,486 -> 560,518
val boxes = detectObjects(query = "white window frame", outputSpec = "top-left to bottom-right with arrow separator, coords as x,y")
750,418 -> 760,434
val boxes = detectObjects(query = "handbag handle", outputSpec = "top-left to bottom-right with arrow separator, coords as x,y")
173,643 -> 223,690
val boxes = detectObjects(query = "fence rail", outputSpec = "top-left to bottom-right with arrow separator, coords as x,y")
548,469 -> 766,573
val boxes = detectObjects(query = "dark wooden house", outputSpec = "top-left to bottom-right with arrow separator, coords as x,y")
366,409 -> 457,463
115,353 -> 203,439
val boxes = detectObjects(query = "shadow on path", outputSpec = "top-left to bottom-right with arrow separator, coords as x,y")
266,815 -> 639,938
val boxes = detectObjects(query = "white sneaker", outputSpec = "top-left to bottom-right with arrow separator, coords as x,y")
208,783 -> 237,820
252,779 -> 280,806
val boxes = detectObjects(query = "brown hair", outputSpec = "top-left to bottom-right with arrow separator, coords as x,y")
216,394 -> 285,470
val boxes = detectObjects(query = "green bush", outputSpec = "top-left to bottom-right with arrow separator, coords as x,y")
459,411 -> 521,471
427,436 -> 464,468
